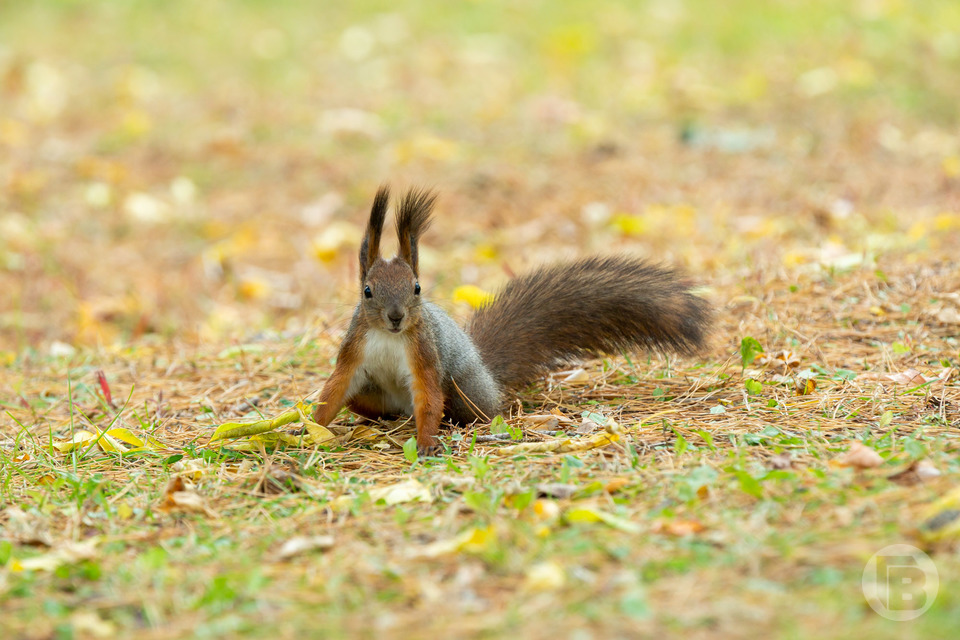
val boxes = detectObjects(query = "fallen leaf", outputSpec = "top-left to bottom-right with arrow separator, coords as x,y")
532,499 -> 561,523
493,421 -> 621,456
767,453 -> 794,470
885,369 -> 928,386
70,611 -> 116,639
156,476 -> 215,516
833,442 -> 884,469
278,535 -> 335,559
451,285 -> 494,309
565,506 -> 641,533
523,561 -> 566,591
209,407 -> 303,442
170,458 -> 214,481
888,460 -> 941,486
15,539 -> 100,572
536,483 -> 578,499
603,478 -> 630,493
651,519 -> 706,536
758,350 -> 801,370
410,526 -> 496,559
918,487 -> 960,543
368,479 -> 432,505
561,368 -> 590,384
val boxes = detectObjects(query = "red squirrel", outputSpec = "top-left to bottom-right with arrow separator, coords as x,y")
313,186 -> 711,455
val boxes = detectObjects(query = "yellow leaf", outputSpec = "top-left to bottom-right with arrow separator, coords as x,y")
918,487 -> 960,543
52,430 -> 98,453
104,427 -> 144,448
493,427 -> 619,456
237,277 -> 271,300
473,243 -> 499,262
565,506 -> 641,533
943,155 -> 960,178
119,109 -> 152,138
116,502 -> 134,520
523,561 -> 566,591
209,407 -> 301,442
452,285 -> 494,309
392,135 -> 460,164
304,422 -> 338,445
96,431 -> 126,453
934,213 -> 960,231
368,479 -> 433,505
610,213 -> 647,236
410,526 -> 496,559
310,222 -> 362,264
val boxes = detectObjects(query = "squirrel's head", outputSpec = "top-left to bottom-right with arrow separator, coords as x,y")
357,185 -> 435,334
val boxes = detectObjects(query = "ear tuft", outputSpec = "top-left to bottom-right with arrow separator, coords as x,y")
359,185 -> 390,280
395,187 -> 436,276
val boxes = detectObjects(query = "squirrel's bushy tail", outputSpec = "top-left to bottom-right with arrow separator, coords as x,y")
468,256 -> 711,391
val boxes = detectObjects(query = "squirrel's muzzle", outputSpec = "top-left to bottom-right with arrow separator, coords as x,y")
387,310 -> 405,331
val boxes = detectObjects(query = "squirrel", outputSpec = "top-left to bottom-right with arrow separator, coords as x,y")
312,186 -> 711,455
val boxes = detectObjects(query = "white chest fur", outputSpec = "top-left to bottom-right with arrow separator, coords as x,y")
346,330 -> 415,414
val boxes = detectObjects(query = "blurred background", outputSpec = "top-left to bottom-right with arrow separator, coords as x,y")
1,0 -> 959,354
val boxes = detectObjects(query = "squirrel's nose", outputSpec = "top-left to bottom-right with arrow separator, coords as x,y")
387,311 -> 404,327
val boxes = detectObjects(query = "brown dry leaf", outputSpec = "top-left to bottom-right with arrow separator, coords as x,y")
347,424 -> 384,442
885,368 -> 928,386
521,414 -> 575,428
887,459 -> 942,486
767,453 -> 794,470
833,441 -> 884,469
758,350 -> 801,369
577,417 -> 600,434
651,519 -> 706,536
603,478 -> 630,493
795,378 -> 816,396
278,535 -> 335,559
156,476 -> 216,516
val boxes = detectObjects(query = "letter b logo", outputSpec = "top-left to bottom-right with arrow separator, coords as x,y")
863,545 -> 938,621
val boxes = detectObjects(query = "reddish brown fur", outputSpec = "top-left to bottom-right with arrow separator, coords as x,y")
312,323 -> 366,426
406,322 -> 444,453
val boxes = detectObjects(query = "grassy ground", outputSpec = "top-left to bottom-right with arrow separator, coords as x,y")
2,1 -> 960,638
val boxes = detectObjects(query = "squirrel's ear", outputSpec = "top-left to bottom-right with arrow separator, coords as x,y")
395,187 -> 436,276
359,185 -> 389,280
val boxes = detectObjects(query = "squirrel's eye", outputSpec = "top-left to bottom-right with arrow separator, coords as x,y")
363,285 -> 372,299
414,282 -> 421,295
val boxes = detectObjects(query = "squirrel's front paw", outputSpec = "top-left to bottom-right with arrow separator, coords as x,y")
416,436 -> 440,458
